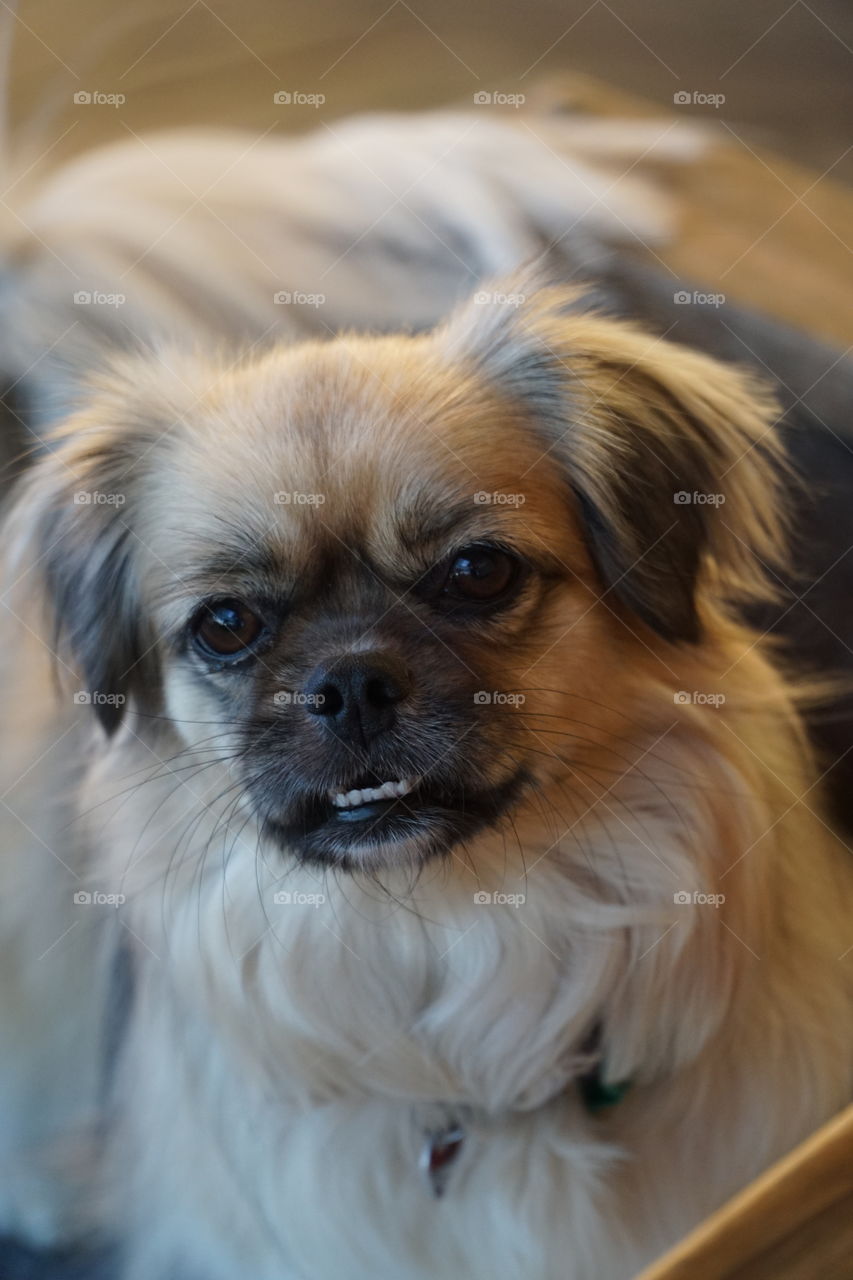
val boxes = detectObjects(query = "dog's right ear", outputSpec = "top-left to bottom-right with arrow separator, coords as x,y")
4,357 -> 196,733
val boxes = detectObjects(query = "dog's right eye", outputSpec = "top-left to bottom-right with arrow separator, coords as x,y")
414,544 -> 526,616
190,599 -> 265,660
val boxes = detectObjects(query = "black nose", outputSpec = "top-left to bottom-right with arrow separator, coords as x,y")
303,652 -> 412,745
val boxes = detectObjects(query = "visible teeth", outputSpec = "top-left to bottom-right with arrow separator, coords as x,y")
331,778 -> 415,808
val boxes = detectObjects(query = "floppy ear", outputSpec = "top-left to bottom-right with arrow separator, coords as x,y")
4,358 -> 193,733
441,276 -> 786,643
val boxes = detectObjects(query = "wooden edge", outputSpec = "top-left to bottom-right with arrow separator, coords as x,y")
634,1103 -> 853,1280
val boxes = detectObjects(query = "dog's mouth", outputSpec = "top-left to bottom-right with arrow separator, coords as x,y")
262,767 -> 528,868
330,773 -> 419,819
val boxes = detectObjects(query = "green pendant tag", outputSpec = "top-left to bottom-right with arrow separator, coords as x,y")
579,1072 -> 632,1114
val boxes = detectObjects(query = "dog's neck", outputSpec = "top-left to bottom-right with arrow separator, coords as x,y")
416,1034 -> 630,1198
94,719 -> 746,1120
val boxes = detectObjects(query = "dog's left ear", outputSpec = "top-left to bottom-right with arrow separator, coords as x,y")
441,278 -> 786,644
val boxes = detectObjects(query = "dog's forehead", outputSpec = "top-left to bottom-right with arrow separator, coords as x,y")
159,339 -> 574,576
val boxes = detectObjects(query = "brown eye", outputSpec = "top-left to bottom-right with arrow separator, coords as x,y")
192,599 -> 264,659
447,547 -> 516,600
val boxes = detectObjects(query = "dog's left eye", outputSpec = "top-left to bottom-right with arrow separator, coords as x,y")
191,599 -> 264,659
418,545 -> 523,611
446,546 -> 517,599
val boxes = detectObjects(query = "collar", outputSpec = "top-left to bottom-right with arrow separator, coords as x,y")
420,1053 -> 632,1198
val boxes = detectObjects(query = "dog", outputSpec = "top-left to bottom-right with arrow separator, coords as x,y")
1,266 -> 852,1280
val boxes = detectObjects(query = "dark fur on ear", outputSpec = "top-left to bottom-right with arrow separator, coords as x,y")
3,359 -> 190,733
441,273 -> 787,644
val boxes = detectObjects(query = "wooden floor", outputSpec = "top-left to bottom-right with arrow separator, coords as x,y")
6,1 -> 853,346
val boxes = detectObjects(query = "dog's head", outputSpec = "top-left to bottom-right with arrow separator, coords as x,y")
11,279 -> 783,870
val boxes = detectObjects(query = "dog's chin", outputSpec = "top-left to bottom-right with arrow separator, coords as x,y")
260,767 -> 530,870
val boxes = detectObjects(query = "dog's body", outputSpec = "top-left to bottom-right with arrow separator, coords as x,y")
0,109 -> 694,435
78,683 -> 853,1280
1,108 -> 853,1280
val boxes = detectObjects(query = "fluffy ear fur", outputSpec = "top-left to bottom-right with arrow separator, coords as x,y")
440,274 -> 787,643
3,355 -> 200,732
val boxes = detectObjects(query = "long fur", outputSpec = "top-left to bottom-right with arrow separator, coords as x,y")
0,107 -> 702,430
1,272 -> 852,1280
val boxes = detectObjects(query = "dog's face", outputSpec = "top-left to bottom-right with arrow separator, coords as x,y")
85,332 -> 611,871
15,281 -> 781,872
140,343 -> 605,870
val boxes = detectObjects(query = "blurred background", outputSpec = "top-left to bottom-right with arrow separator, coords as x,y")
8,0 -> 853,172
5,0 -> 853,344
